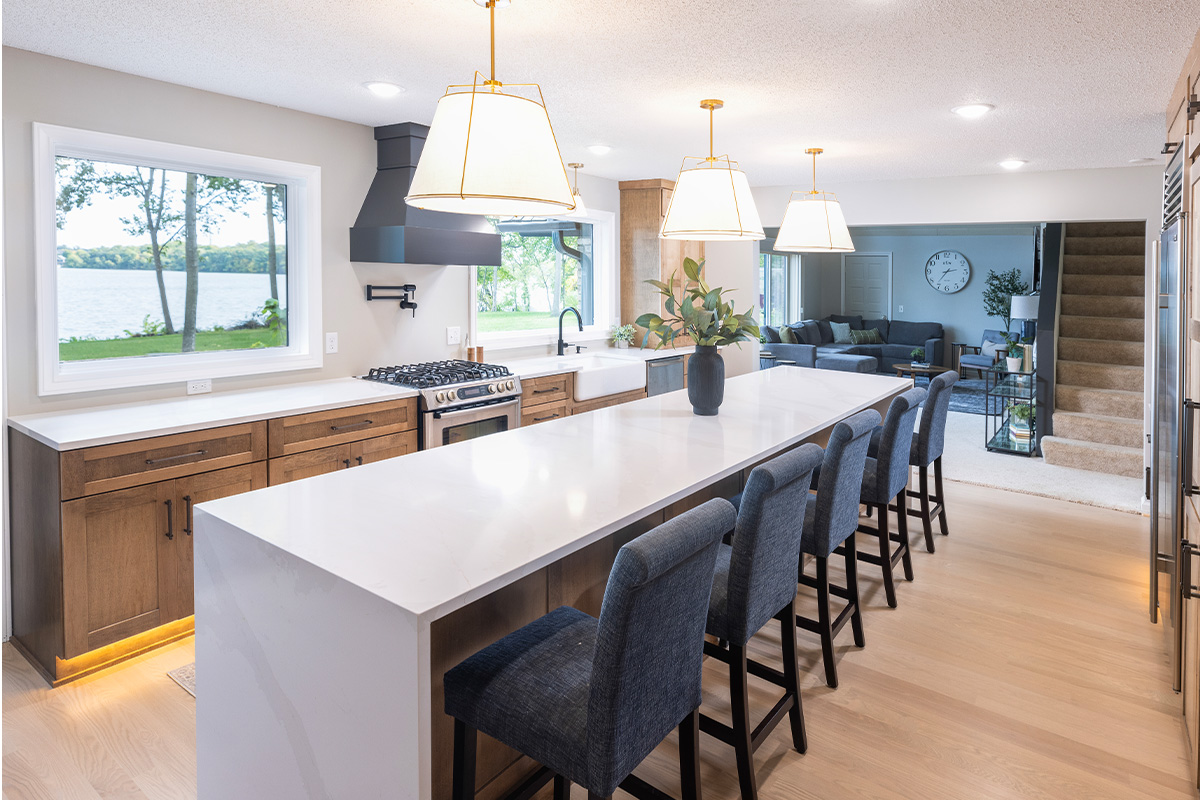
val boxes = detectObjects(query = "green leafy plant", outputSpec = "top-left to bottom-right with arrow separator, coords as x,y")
123,314 -> 166,338
1008,402 -> 1034,423
910,347 -> 926,362
259,297 -> 287,345
610,323 -> 635,345
636,257 -> 760,348
982,268 -> 1031,332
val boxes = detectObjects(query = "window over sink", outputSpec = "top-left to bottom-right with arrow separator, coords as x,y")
34,124 -> 323,395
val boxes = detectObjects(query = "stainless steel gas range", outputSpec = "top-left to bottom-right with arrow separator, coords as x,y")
360,360 -> 522,449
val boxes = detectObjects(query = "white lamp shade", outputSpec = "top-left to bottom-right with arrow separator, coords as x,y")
1010,294 -> 1040,320
660,161 -> 765,241
563,190 -> 588,218
774,191 -> 855,252
406,89 -> 575,217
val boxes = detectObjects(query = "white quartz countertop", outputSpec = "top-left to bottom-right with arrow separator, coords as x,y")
195,367 -> 908,624
8,378 -> 416,451
506,345 -> 697,379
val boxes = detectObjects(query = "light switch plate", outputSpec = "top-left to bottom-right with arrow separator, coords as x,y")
187,379 -> 212,395
325,332 -> 339,354
446,326 -> 462,345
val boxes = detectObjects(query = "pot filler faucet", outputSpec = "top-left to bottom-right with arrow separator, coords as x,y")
557,307 -> 584,356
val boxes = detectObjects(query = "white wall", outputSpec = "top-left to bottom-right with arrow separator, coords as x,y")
704,240 -> 760,377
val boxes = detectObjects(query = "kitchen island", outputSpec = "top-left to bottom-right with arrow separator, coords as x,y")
193,367 -> 910,800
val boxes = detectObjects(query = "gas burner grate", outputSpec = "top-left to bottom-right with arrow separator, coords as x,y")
363,360 -> 512,388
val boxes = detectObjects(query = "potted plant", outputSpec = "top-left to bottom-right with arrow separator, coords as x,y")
610,323 -> 635,349
982,268 -> 1031,333
1008,401 -> 1034,442
910,347 -> 927,367
636,257 -> 760,416
1004,334 -> 1024,373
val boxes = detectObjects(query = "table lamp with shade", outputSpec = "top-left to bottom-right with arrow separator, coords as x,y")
1010,294 -> 1039,341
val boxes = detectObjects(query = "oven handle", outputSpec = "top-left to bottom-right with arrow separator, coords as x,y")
431,397 -> 520,420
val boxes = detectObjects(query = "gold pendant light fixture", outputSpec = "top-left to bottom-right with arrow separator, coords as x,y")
563,162 -> 589,218
774,148 -> 855,253
660,99 -> 765,242
405,0 -> 576,216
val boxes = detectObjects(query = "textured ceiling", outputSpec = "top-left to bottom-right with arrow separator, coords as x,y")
5,0 -> 1200,186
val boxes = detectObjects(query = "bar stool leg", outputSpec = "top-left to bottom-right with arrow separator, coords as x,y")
815,556 -> 838,688
779,599 -> 808,753
877,504 -> 898,609
918,464 -> 936,553
934,456 -> 950,536
553,775 -> 570,800
843,534 -> 865,647
452,719 -> 477,800
679,708 -> 702,800
729,644 -> 758,800
896,497 -> 914,582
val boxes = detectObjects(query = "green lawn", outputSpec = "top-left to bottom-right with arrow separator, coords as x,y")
60,329 -> 284,361
476,311 -> 563,333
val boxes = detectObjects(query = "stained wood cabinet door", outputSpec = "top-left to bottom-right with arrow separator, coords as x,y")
350,431 -> 418,466
61,481 -> 174,658
268,443 -> 353,485
171,463 -> 268,620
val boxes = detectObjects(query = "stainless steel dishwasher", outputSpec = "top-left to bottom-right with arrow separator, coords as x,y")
646,355 -> 685,396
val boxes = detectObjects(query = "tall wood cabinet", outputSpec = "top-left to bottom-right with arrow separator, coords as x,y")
619,179 -> 705,346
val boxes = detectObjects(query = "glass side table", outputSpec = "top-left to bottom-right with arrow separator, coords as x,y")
985,367 -> 1037,456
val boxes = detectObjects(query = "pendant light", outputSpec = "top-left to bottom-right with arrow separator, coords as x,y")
405,0 -> 575,216
774,148 -> 855,253
660,99 -> 764,241
563,162 -> 588,218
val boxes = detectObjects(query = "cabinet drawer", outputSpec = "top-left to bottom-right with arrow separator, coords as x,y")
521,373 -> 572,407
522,399 -> 568,427
268,443 -> 353,485
352,431 -> 418,466
268,398 -> 417,457
60,422 -> 267,500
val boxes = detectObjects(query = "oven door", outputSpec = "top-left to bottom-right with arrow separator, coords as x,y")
423,397 -> 520,449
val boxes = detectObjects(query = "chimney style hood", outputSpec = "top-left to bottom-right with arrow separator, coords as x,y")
350,122 -> 502,266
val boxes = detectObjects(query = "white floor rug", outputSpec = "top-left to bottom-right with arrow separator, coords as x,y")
941,411 -> 1144,515
168,662 -> 195,697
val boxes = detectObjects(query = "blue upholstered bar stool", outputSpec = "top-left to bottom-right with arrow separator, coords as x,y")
704,443 -> 824,800
848,387 -> 927,609
894,370 -> 958,552
443,499 -> 735,800
796,408 -> 881,689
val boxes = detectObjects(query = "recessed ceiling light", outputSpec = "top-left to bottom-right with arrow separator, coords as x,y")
999,159 -> 1027,170
951,103 -> 995,119
587,144 -> 612,156
364,81 -> 405,98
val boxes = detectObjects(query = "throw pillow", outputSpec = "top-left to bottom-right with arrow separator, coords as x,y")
981,339 -> 1004,359
830,321 -> 853,344
780,326 -> 799,344
815,319 -> 835,343
829,314 -> 865,330
850,327 -> 883,345
763,325 -> 782,344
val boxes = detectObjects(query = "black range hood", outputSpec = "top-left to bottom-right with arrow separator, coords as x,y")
350,122 -> 501,266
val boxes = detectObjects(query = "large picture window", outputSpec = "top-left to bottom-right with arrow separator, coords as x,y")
759,252 -> 789,328
35,125 -> 322,394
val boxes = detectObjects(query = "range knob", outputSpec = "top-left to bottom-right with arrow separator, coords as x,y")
435,391 -> 446,403
448,389 -> 457,401
506,380 -> 515,390
488,383 -> 498,394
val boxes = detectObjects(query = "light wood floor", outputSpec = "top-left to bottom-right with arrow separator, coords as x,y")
3,482 -> 1194,799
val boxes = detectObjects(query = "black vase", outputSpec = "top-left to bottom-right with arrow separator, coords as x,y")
687,345 -> 725,416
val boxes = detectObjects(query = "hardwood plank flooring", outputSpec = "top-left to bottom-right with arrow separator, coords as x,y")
2,482 -> 1191,799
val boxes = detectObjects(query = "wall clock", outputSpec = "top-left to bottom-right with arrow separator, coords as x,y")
925,250 -> 970,294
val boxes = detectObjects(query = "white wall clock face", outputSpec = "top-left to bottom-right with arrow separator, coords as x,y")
925,250 -> 970,294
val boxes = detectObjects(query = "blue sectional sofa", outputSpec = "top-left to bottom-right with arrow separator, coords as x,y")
760,315 -> 945,374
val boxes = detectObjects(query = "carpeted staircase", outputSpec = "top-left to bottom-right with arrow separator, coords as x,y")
1040,221 -> 1145,478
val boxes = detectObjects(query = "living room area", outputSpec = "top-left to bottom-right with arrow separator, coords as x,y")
757,220 -> 1147,515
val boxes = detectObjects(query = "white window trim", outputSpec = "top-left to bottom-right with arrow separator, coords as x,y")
33,123 -> 323,396
471,208 -> 618,350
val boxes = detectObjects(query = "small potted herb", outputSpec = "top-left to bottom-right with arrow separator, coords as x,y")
610,323 -> 635,349
910,347 -> 927,367
1004,334 -> 1025,373
1008,401 -> 1034,441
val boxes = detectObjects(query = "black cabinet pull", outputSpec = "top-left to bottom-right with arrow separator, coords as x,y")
532,388 -> 557,394
355,456 -> 364,465
182,495 -> 193,536
342,459 -> 352,469
331,420 -> 373,432
146,449 -> 207,466
533,413 -> 560,422
164,499 -> 174,540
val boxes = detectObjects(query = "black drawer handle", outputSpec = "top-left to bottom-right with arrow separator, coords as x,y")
342,459 -> 352,469
182,495 -> 193,536
146,449 -> 207,465
164,499 -> 174,540
533,413 -> 560,422
531,388 -> 558,394
331,420 -> 373,432
355,456 -> 364,465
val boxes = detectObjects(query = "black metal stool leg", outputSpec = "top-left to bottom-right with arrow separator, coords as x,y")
679,708 -> 702,800
843,534 -> 865,647
452,718 -> 477,800
896,498 -> 914,582
729,644 -> 758,800
780,599 -> 808,754
815,555 -> 838,687
934,457 -> 949,536
918,464 -> 936,553
877,504 -> 898,608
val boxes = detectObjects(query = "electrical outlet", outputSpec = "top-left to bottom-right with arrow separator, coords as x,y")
325,332 -> 339,354
446,326 -> 462,345
187,379 -> 212,395
898,305 -> 904,313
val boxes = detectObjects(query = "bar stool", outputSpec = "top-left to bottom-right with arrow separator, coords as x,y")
848,387 -> 926,609
443,499 -> 735,800
899,370 -> 957,552
704,443 -> 824,800
797,408 -> 881,689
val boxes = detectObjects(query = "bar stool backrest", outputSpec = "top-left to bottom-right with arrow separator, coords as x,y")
915,371 -> 958,466
812,408 -> 882,556
725,443 -> 824,644
586,498 -> 734,793
872,387 -> 928,503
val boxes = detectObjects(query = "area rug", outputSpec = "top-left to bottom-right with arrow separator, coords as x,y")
947,377 -> 987,415
168,662 -> 195,698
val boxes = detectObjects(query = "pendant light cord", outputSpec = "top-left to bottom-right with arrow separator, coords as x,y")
709,105 -> 714,161
489,0 -> 496,85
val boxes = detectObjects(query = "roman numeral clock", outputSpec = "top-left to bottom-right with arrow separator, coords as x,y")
925,250 -> 971,293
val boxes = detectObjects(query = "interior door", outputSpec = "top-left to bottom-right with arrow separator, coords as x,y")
842,253 -> 891,318
1182,165 -> 1200,784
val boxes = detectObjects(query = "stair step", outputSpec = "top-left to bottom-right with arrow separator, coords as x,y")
1064,236 -> 1145,256
1062,273 -> 1144,297
1060,294 -> 1143,319
1059,315 -> 1144,341
1055,385 -> 1143,418
1064,221 -> 1147,238
1053,411 -> 1143,449
1056,360 -> 1143,391
1057,337 -> 1143,367
1062,254 -> 1145,276
1040,436 -> 1143,478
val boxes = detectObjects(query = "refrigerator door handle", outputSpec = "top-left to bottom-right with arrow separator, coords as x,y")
1185,399 -> 1199,497
1183,541 -> 1200,600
